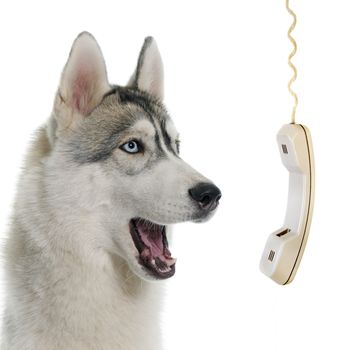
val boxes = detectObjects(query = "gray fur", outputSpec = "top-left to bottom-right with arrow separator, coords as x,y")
1,33 -> 220,350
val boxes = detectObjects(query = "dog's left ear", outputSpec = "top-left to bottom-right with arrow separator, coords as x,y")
128,37 -> 164,100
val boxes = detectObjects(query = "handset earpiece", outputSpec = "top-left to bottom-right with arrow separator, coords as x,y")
260,124 -> 315,285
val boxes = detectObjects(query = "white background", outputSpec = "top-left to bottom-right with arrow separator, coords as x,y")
1,0 -> 350,349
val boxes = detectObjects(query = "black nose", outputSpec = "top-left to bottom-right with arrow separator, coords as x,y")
188,182 -> 222,211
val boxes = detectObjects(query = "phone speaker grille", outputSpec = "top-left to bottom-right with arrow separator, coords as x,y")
282,144 -> 288,154
268,250 -> 275,262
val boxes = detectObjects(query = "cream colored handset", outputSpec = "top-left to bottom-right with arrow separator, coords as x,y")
260,124 -> 314,284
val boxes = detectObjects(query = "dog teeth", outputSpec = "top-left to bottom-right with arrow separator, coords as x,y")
160,266 -> 171,273
150,256 -> 175,273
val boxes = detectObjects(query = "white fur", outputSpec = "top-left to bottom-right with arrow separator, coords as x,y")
1,128 -> 165,350
1,33 -> 217,350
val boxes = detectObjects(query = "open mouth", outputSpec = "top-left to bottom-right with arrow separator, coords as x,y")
129,218 -> 176,279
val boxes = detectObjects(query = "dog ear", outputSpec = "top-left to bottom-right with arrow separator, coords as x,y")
128,37 -> 164,100
57,32 -> 110,121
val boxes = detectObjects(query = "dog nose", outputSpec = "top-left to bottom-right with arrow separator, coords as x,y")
188,183 -> 222,211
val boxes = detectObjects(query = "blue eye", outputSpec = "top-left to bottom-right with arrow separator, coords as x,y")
121,140 -> 141,154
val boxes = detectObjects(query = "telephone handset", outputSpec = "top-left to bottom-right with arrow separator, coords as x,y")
260,124 -> 315,285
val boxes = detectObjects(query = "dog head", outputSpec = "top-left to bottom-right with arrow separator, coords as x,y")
49,32 -> 221,281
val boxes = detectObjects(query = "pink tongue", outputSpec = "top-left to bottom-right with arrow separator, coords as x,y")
138,226 -> 164,258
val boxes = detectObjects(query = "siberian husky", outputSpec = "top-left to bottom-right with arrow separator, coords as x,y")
1,32 -> 221,350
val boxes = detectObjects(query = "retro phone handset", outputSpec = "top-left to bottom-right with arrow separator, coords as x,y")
260,124 -> 314,285
260,0 -> 315,285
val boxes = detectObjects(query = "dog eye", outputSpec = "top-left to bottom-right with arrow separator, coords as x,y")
120,140 -> 141,154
